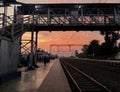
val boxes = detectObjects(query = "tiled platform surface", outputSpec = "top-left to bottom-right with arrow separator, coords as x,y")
0,60 -> 55,92
37,59 -> 72,92
0,59 -> 72,92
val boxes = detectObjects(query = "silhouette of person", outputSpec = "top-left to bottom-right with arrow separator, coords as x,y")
24,54 -> 30,70
43,56 -> 47,66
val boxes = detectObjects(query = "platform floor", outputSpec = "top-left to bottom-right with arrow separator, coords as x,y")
0,59 -> 72,92
0,60 -> 55,92
37,59 -> 72,92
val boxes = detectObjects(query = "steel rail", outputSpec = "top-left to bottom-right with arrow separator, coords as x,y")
68,63 -> 112,92
61,61 -> 82,92
61,61 -> 112,92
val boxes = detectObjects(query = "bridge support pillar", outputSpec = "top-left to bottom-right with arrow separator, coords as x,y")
27,12 -> 36,70
1,5 -> 7,34
28,28 -> 35,70
34,31 -> 39,68
50,46 -> 52,54
57,46 -> 60,52
48,8 -> 51,25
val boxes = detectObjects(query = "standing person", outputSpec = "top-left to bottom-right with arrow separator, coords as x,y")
43,56 -> 47,66
19,55 -> 24,67
25,54 -> 30,71
47,55 -> 50,63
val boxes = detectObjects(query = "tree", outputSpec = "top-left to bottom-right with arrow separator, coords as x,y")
100,31 -> 119,47
100,31 -> 120,59
87,40 -> 100,58
81,45 -> 88,57
75,50 -> 79,57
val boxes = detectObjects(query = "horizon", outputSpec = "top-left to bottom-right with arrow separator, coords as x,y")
22,31 -> 105,56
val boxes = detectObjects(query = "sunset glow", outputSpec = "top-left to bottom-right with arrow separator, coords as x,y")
22,31 -> 104,56
19,0 -> 114,56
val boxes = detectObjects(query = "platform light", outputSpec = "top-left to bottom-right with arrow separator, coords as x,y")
10,4 -> 22,7
0,1 -> 3,6
79,5 -> 81,9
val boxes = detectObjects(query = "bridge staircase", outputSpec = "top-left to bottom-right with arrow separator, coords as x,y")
0,13 -> 33,41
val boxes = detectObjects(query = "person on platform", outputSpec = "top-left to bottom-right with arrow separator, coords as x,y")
43,55 -> 47,66
24,54 -> 30,70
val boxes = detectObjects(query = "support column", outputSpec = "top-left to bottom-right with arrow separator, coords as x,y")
34,31 -> 39,67
28,12 -> 35,70
57,46 -> 60,52
81,5 -> 84,23
11,5 -> 17,39
50,45 -> 52,54
69,45 -> 71,52
48,8 -> 51,25
35,31 -> 38,54
2,4 -> 7,34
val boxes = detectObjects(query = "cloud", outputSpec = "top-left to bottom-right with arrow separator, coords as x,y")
22,31 -> 104,53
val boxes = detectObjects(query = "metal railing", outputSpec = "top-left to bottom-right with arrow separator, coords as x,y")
0,7 -> 120,39
33,8 -> 120,26
0,14 -> 33,40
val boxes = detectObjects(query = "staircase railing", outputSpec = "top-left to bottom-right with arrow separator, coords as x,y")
0,14 -> 33,40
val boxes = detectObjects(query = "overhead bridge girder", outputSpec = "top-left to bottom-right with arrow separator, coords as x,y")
18,4 -> 120,15
31,25 -> 120,31
22,6 -> 120,31
0,0 -> 21,5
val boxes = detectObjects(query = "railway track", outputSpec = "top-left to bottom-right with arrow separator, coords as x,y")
61,61 -> 112,92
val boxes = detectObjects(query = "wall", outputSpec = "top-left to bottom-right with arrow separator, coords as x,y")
0,38 -> 20,75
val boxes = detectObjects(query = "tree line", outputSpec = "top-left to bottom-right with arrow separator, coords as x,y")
75,31 -> 120,59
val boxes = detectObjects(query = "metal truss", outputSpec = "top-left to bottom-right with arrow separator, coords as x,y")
33,7 -> 120,28
50,44 -> 83,53
1,5 -> 120,40
0,13 -> 33,40
0,3 -> 120,67
21,40 -> 36,54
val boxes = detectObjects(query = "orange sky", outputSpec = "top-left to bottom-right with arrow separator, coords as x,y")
20,0 -> 110,56
22,31 -> 104,56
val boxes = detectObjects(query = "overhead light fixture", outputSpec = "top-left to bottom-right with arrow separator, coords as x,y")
79,5 -> 81,9
0,1 -> 3,5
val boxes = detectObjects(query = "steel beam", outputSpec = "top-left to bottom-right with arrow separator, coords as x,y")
35,31 -> 38,66
50,44 -> 83,53
29,12 -> 35,68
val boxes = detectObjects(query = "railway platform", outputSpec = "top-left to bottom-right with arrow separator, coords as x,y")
37,59 -> 72,92
0,60 -> 54,92
0,59 -> 71,92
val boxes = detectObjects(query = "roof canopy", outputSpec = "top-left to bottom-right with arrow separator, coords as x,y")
17,0 -> 120,4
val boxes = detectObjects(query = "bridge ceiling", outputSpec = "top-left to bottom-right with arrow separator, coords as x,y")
0,0 -> 22,6
18,4 -> 120,15
17,0 -> 120,4
0,0 -> 22,4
